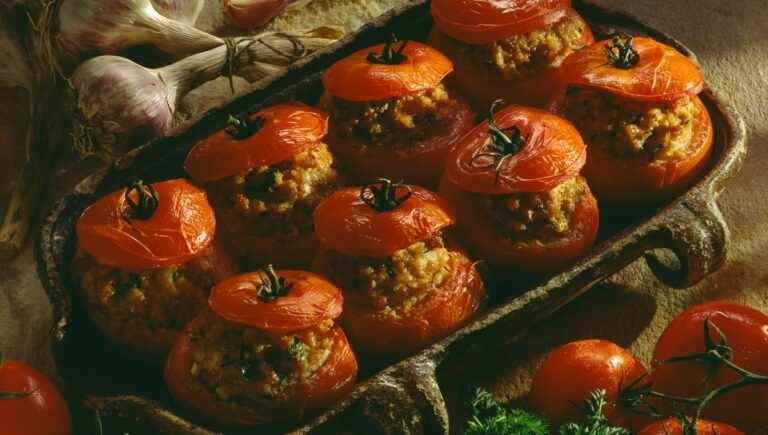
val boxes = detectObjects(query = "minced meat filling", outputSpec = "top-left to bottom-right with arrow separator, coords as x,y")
187,313 -> 334,407
324,237 -> 463,317
480,177 -> 587,241
208,143 -> 341,237
451,14 -> 587,79
71,251 -> 214,333
320,83 -> 464,148
562,89 -> 697,162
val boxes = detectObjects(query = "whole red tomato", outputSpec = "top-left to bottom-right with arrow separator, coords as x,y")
529,339 -> 652,431
638,418 -> 744,435
651,301 -> 768,433
0,357 -> 71,435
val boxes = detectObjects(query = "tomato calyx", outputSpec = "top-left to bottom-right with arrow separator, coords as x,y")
225,113 -> 266,140
470,100 -> 528,186
360,178 -> 413,212
251,264 -> 293,302
605,34 -> 640,69
366,35 -> 409,65
623,318 -> 768,428
122,180 -> 159,221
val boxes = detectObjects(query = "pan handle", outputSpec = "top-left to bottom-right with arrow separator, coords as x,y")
644,197 -> 728,288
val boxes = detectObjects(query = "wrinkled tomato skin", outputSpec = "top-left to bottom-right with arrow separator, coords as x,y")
650,301 -> 768,433
313,251 -> 485,360
431,0 -> 571,44
529,339 -> 651,432
638,418 -> 744,435
325,95 -> 476,188
428,8 -> 594,110
185,104 -> 329,183
551,94 -> 713,206
209,270 -> 344,334
0,359 -> 71,435
165,316 -> 357,429
438,176 -> 598,275
76,179 -> 216,271
322,41 -> 453,102
313,186 -> 454,259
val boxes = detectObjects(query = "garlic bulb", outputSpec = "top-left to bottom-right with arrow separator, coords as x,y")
151,0 -> 205,25
53,0 -> 223,71
222,0 -> 297,29
71,28 -> 343,159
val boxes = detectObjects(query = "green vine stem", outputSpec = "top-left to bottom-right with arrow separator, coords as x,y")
605,34 -> 640,69
470,99 -> 527,185
360,178 -> 413,212
254,264 -> 293,302
366,34 -> 409,65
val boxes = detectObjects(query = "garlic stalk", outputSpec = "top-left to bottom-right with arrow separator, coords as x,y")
43,0 -> 224,74
71,27 -> 343,159
222,0 -> 297,29
151,0 -> 205,25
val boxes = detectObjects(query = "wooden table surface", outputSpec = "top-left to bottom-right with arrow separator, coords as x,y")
0,0 -> 766,430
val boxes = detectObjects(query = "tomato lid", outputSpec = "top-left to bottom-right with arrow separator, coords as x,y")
431,0 -> 571,44
444,102 -> 586,194
314,180 -> 454,258
209,267 -> 343,333
184,103 -> 329,182
322,39 -> 453,102
76,179 -> 216,271
559,36 -> 704,102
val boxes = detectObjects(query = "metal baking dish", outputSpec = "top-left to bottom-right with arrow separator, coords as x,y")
35,1 -> 747,433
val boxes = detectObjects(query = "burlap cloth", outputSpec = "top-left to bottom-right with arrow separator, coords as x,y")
0,0 -> 765,425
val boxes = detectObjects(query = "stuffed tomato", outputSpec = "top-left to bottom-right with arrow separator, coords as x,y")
72,179 -> 235,360
312,179 -> 486,359
429,0 -> 594,109
550,36 -> 712,206
184,103 -> 343,269
165,267 -> 357,428
320,39 -> 476,188
439,102 -> 598,275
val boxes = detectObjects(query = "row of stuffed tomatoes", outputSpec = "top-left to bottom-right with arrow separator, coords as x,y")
70,0 -> 714,430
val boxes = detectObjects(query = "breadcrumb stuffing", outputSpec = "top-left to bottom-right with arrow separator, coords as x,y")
562,89 -> 697,162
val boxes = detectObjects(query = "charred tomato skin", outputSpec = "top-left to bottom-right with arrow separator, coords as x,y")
650,301 -> 768,433
529,339 -> 652,431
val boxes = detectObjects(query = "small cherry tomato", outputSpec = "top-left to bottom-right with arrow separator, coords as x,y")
651,301 -> 768,433
185,103 -> 329,183
529,339 -> 651,431
638,418 -> 744,435
76,179 -> 216,271
0,357 -> 71,435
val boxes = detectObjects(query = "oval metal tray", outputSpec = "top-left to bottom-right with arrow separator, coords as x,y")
35,1 -> 747,433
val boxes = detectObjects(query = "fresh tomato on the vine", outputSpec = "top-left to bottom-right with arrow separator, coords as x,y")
638,418 -> 744,435
0,357 -> 71,435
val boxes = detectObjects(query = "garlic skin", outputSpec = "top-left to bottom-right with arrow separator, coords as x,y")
57,0 -> 223,68
221,0 -> 296,29
151,0 -> 205,25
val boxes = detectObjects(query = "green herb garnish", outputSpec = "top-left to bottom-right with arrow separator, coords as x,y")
288,337 -> 309,362
465,388 -> 549,435
558,390 -> 631,435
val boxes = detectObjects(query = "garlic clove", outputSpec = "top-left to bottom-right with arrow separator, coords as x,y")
151,0 -> 205,25
221,0 -> 296,29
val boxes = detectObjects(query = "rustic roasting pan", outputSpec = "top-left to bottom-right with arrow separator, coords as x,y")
36,1 -> 747,433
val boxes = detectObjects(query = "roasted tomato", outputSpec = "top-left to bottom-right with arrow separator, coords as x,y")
439,103 -> 598,275
650,301 -> 768,433
551,36 -> 712,206
165,267 -> 357,428
73,179 -> 234,358
0,357 -> 71,435
313,180 -> 486,359
320,39 -> 475,188
428,0 -> 594,109
529,339 -> 651,431
185,103 -> 343,269
638,418 -> 744,435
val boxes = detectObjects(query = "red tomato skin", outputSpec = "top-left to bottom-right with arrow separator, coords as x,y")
0,360 -> 71,435
529,339 -> 651,431
638,418 -> 744,435
165,317 -> 357,428
651,301 -> 768,433
438,176 -> 598,275
428,8 -> 594,109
